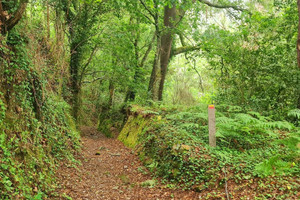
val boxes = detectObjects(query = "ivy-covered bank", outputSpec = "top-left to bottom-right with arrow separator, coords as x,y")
118,105 -> 300,199
0,30 -> 80,199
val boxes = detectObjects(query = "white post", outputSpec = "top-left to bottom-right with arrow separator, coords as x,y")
208,104 -> 216,147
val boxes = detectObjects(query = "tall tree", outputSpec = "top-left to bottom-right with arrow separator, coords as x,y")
157,4 -> 176,101
298,0 -> 300,69
298,0 -> 300,108
60,0 -> 106,121
148,0 -> 249,101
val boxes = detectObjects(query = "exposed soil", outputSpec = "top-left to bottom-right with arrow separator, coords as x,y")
55,127 -> 200,200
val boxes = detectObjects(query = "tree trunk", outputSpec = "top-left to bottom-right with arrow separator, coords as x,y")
298,0 -> 300,108
126,30 -> 140,102
109,80 -> 115,107
70,41 -> 82,121
46,1 -> 50,39
297,0 -> 300,69
157,5 -> 176,101
148,33 -> 160,100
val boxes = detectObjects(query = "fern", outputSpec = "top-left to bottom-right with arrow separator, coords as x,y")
288,109 -> 300,119
255,155 -> 296,177
235,113 -> 261,124
247,111 -> 270,121
264,121 -> 293,131
216,116 -> 234,124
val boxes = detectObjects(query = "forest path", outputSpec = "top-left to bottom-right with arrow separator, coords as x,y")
55,127 -> 199,200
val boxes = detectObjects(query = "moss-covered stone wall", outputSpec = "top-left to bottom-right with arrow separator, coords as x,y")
118,106 -> 159,148
118,115 -> 152,148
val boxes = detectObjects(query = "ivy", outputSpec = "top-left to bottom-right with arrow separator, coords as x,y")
133,105 -> 299,196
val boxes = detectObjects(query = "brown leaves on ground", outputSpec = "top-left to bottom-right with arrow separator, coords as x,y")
54,127 -> 199,200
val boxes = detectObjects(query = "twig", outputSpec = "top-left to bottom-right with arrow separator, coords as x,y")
139,0 -> 155,19
110,153 -> 121,156
223,166 -> 230,200
197,0 -> 251,14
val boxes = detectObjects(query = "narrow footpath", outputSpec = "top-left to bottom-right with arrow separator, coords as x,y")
55,127 -> 199,200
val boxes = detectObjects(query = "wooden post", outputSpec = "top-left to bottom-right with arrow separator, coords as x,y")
208,104 -> 216,147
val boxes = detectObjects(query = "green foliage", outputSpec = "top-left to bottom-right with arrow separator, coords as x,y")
0,94 -> 6,124
98,105 -> 125,138
187,4 -> 300,117
0,29 -> 80,199
288,109 -> 300,126
288,109 -> 300,119
124,105 -> 299,197
1,0 -> 300,198
254,155 -> 297,177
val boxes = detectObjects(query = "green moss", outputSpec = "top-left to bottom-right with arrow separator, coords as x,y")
0,94 -> 80,199
98,118 -> 114,137
118,115 -> 152,148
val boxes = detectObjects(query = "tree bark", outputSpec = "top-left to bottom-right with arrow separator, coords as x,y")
148,33 -> 160,100
298,0 -> 300,108
109,80 -> 115,107
157,5 -> 176,101
46,1 -> 50,39
297,0 -> 300,69
70,41 -> 82,121
0,0 -> 28,35
126,26 -> 140,102
197,0 -> 249,13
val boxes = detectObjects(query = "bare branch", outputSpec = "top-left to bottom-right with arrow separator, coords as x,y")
178,33 -> 186,47
140,33 -> 156,67
79,44 -> 100,85
71,26 -> 106,55
139,0 -> 155,19
197,0 -> 250,14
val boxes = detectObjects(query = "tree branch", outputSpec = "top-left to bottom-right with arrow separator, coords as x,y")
178,33 -> 186,47
173,45 -> 201,56
140,33 -> 156,67
139,0 -> 155,19
79,44 -> 100,85
197,0 -> 250,13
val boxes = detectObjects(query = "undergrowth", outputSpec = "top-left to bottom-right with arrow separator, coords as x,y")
132,104 -> 300,199
0,30 -> 80,199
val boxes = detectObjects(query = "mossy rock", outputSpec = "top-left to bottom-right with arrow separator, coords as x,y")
118,115 -> 152,148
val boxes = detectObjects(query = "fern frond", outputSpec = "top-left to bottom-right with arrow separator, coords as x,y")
265,121 -> 293,131
288,109 -> 300,119
247,111 -> 268,121
235,113 -> 261,124
216,116 -> 234,124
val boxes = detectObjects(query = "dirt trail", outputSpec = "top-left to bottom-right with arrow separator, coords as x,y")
55,127 -> 199,200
